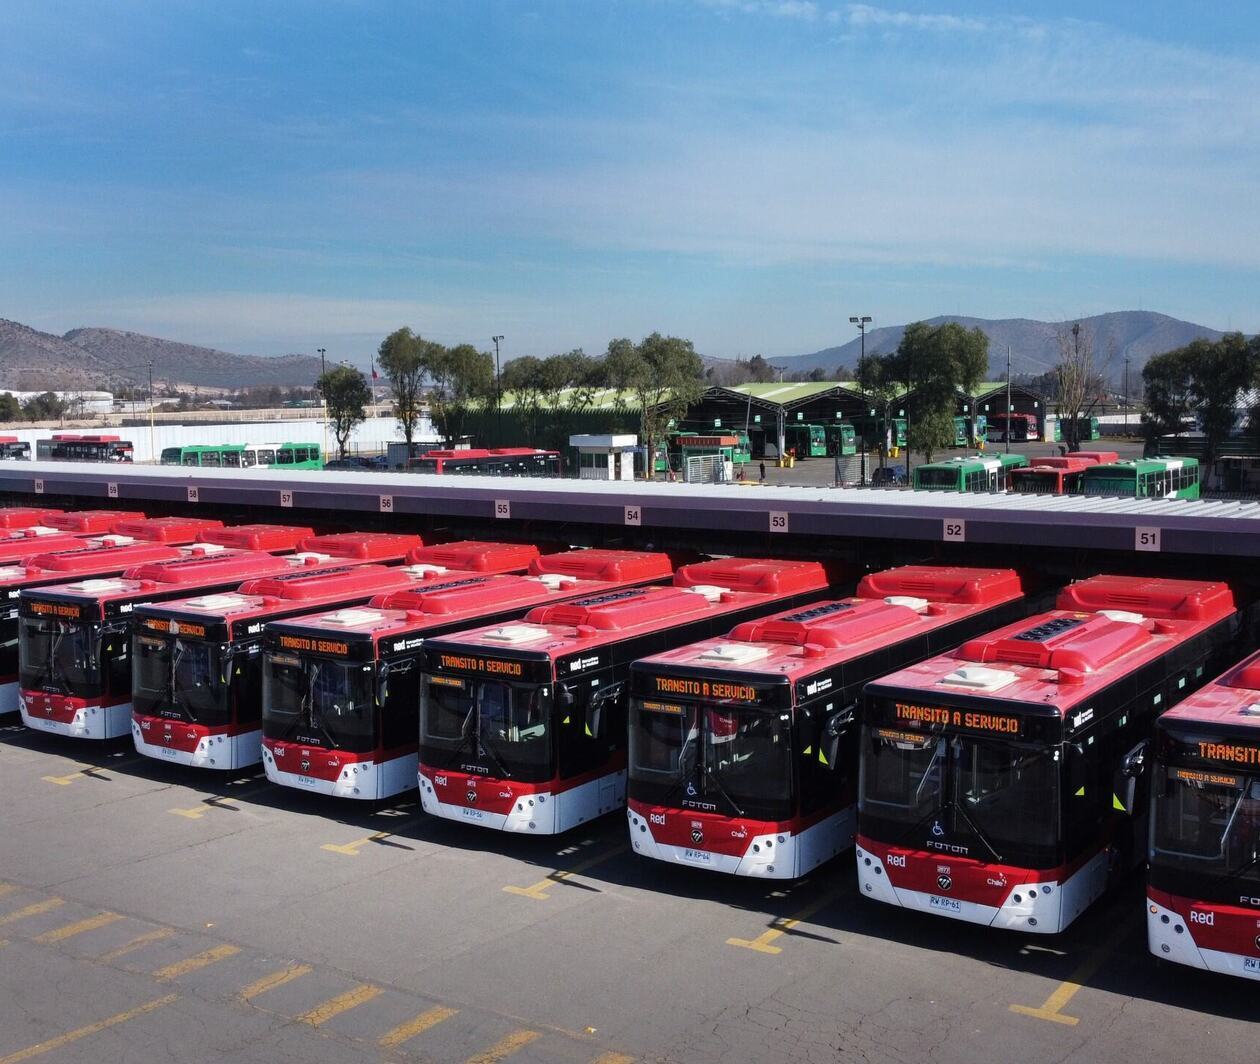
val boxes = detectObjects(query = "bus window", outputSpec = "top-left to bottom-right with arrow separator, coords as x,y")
241,449 -> 257,467
293,448 -> 310,463
200,451 -> 221,467
222,451 -> 241,468
182,452 -> 200,466
276,449 -> 294,465
257,449 -> 276,465
161,448 -> 182,465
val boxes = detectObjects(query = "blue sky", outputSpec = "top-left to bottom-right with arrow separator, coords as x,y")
3,1 -> 1258,365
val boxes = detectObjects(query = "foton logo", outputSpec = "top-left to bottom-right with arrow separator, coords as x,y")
1241,895 -> 1260,908
1190,910 -> 1215,926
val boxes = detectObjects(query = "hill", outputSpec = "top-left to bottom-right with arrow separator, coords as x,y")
0,319 -> 324,391
775,312 -> 1227,381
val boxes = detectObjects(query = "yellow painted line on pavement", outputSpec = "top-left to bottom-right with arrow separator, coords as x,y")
237,963 -> 313,1002
296,983 -> 383,1026
465,1028 -> 542,1063
0,885 -> 15,900
96,927 -> 175,963
152,944 -> 241,981
592,1053 -> 636,1064
40,767 -> 90,786
0,994 -> 177,1064
378,1005 -> 459,1048
1009,918 -> 1137,1026
0,899 -> 64,928
727,889 -> 842,955
502,844 -> 628,901
34,911 -> 122,944
320,830 -> 392,856
167,806 -> 207,819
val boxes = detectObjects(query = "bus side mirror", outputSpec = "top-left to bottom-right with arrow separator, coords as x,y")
1112,740 -> 1149,815
820,707 -> 854,771
1120,740 -> 1148,779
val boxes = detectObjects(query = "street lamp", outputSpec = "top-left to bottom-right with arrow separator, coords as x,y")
492,335 -> 504,444
317,348 -> 327,459
1124,356 -> 1131,436
848,316 -> 872,364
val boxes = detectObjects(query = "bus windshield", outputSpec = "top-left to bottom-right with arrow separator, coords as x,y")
916,469 -> 963,490
1151,769 -> 1260,888
262,654 -> 376,753
18,617 -> 103,698
421,676 -> 551,783
629,700 -> 792,821
860,726 -> 1059,865
133,635 -> 230,726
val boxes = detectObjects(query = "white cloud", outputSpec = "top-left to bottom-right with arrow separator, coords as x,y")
841,4 -> 987,32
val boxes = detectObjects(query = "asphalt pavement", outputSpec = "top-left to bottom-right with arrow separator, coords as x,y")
0,718 -> 1254,1064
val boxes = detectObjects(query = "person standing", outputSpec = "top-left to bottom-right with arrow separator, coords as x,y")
759,460 -> 766,483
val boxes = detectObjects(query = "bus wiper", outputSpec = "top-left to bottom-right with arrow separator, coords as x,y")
703,759 -> 744,818
950,797 -> 1005,864
477,730 -> 513,780
656,725 -> 699,808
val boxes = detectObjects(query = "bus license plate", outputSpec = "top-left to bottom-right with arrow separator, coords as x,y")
159,747 -> 180,758
296,775 -> 319,787
682,849 -> 711,863
461,807 -> 485,821
1244,957 -> 1260,974
929,895 -> 962,914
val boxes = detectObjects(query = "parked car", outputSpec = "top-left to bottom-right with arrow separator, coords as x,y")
870,465 -> 908,487
324,455 -> 387,471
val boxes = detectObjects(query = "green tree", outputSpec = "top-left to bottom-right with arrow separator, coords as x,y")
604,332 -> 704,476
1188,333 -> 1255,467
0,393 -> 21,422
500,355 -> 547,444
426,342 -> 494,442
22,392 -> 67,422
855,352 -> 900,469
377,327 -> 433,448
317,364 -> 371,459
1141,347 -> 1197,443
881,322 -> 988,463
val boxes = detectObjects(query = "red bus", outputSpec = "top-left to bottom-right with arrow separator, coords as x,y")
264,549 -> 678,800
133,540 -> 540,773
856,575 -> 1238,933
0,508 -> 63,530
1009,457 -> 1095,495
408,448 -> 561,477
44,510 -> 147,535
1148,649 -> 1260,980
419,557 -> 838,834
37,434 -> 134,462
18,530 -> 425,742
626,567 -> 1027,878
988,413 -> 1040,443
0,437 -> 31,461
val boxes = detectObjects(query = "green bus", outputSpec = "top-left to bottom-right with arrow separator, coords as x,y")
912,453 -> 1028,492
159,442 -> 323,469
784,423 -> 827,459
853,415 -> 907,452
1078,457 -> 1199,499
1061,415 -> 1101,442
825,422 -> 857,457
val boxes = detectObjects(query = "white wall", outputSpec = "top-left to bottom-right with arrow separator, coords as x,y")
2,415 -> 441,463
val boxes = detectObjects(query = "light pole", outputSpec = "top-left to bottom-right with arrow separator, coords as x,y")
492,335 -> 504,445
1071,323 -> 1080,450
848,315 -> 872,363
317,348 -> 327,459
1124,356 -> 1131,436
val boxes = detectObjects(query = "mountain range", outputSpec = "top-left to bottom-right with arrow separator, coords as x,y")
0,309 -> 1230,393
774,311 -> 1227,381
0,320 -> 324,391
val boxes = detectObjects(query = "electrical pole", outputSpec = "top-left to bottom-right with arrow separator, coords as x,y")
1124,356 -> 1131,436
148,361 -> 156,464
318,348 -> 327,460
492,335 -> 504,445
849,316 -> 873,481
1005,345 -> 1012,455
